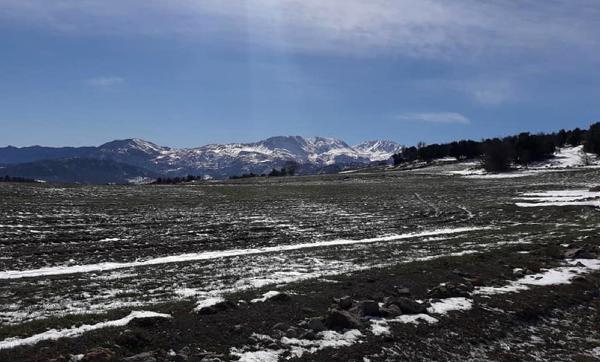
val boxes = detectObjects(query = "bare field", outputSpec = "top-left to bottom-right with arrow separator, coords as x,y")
1,169 -> 600,361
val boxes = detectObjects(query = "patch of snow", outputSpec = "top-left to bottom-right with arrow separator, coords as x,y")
98,237 -> 120,242
193,297 -> 225,312
250,291 -> 281,303
448,146 -> 600,179
543,145 -> 599,168
474,259 -> 600,295
426,297 -> 473,315
0,311 -> 171,350
368,297 -> 473,336
390,314 -> 439,324
515,189 -> 600,208
230,349 -> 284,362
370,320 -> 391,336
281,329 -> 363,358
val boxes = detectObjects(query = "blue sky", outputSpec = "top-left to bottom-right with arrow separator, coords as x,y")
1,1 -> 599,148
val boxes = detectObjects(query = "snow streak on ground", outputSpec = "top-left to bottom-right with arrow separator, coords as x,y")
250,291 -> 282,303
0,226 -> 495,325
474,259 -> 600,295
515,189 -> 600,208
0,311 -> 171,350
0,227 -> 488,280
193,297 -> 225,312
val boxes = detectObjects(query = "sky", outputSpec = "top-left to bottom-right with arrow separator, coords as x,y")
1,0 -> 600,148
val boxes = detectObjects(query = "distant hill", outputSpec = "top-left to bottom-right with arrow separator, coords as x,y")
0,158 -> 158,184
0,145 -> 95,164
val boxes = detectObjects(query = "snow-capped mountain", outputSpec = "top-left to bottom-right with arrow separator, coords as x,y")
147,136 -> 401,177
0,136 -> 403,181
354,140 -> 404,161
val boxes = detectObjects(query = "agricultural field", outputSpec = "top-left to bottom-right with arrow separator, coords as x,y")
1,167 -> 600,361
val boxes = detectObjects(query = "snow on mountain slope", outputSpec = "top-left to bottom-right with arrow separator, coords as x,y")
354,140 -> 404,161
98,139 -> 168,155
146,136 -> 401,176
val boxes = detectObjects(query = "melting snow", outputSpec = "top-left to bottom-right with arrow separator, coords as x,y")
281,329 -> 363,358
193,297 -> 225,312
0,311 -> 171,350
230,349 -> 284,362
426,297 -> 473,315
474,259 -> 600,295
515,189 -> 600,208
250,291 -> 281,303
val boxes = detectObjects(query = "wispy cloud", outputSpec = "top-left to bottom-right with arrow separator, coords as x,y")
2,1 -> 599,59
396,112 -> 470,125
85,76 -> 124,88
414,77 -> 518,106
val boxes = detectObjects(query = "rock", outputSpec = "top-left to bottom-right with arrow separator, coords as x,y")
129,316 -> 170,328
299,330 -> 317,340
81,347 -> 115,362
122,352 -> 156,362
301,307 -> 316,315
380,304 -> 402,317
451,269 -> 471,277
232,324 -> 243,333
306,318 -> 326,332
197,300 -> 237,315
324,309 -> 362,330
171,354 -> 188,362
370,292 -> 385,302
337,295 -> 353,310
388,297 -> 427,314
269,292 -> 291,302
285,327 -> 299,338
214,300 -> 237,310
179,347 -> 192,358
395,287 -> 411,297
196,306 -> 218,315
564,247 -> 597,259
359,300 -> 382,317
115,330 -> 149,349
272,322 -> 288,331
465,277 -> 485,287
573,275 -> 589,283
427,282 -> 473,299
512,268 -> 525,278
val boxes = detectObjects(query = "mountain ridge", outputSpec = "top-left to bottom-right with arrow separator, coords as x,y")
0,136 -> 403,183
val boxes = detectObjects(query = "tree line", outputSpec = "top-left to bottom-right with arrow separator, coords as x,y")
153,175 -> 205,184
392,122 -> 600,172
230,161 -> 298,179
0,175 -> 37,183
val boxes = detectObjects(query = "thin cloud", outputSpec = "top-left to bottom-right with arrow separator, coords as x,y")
85,76 -> 124,88
2,1 -> 599,59
396,112 -> 470,125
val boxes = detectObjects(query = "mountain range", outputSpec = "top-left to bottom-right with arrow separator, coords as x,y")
0,136 -> 403,184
